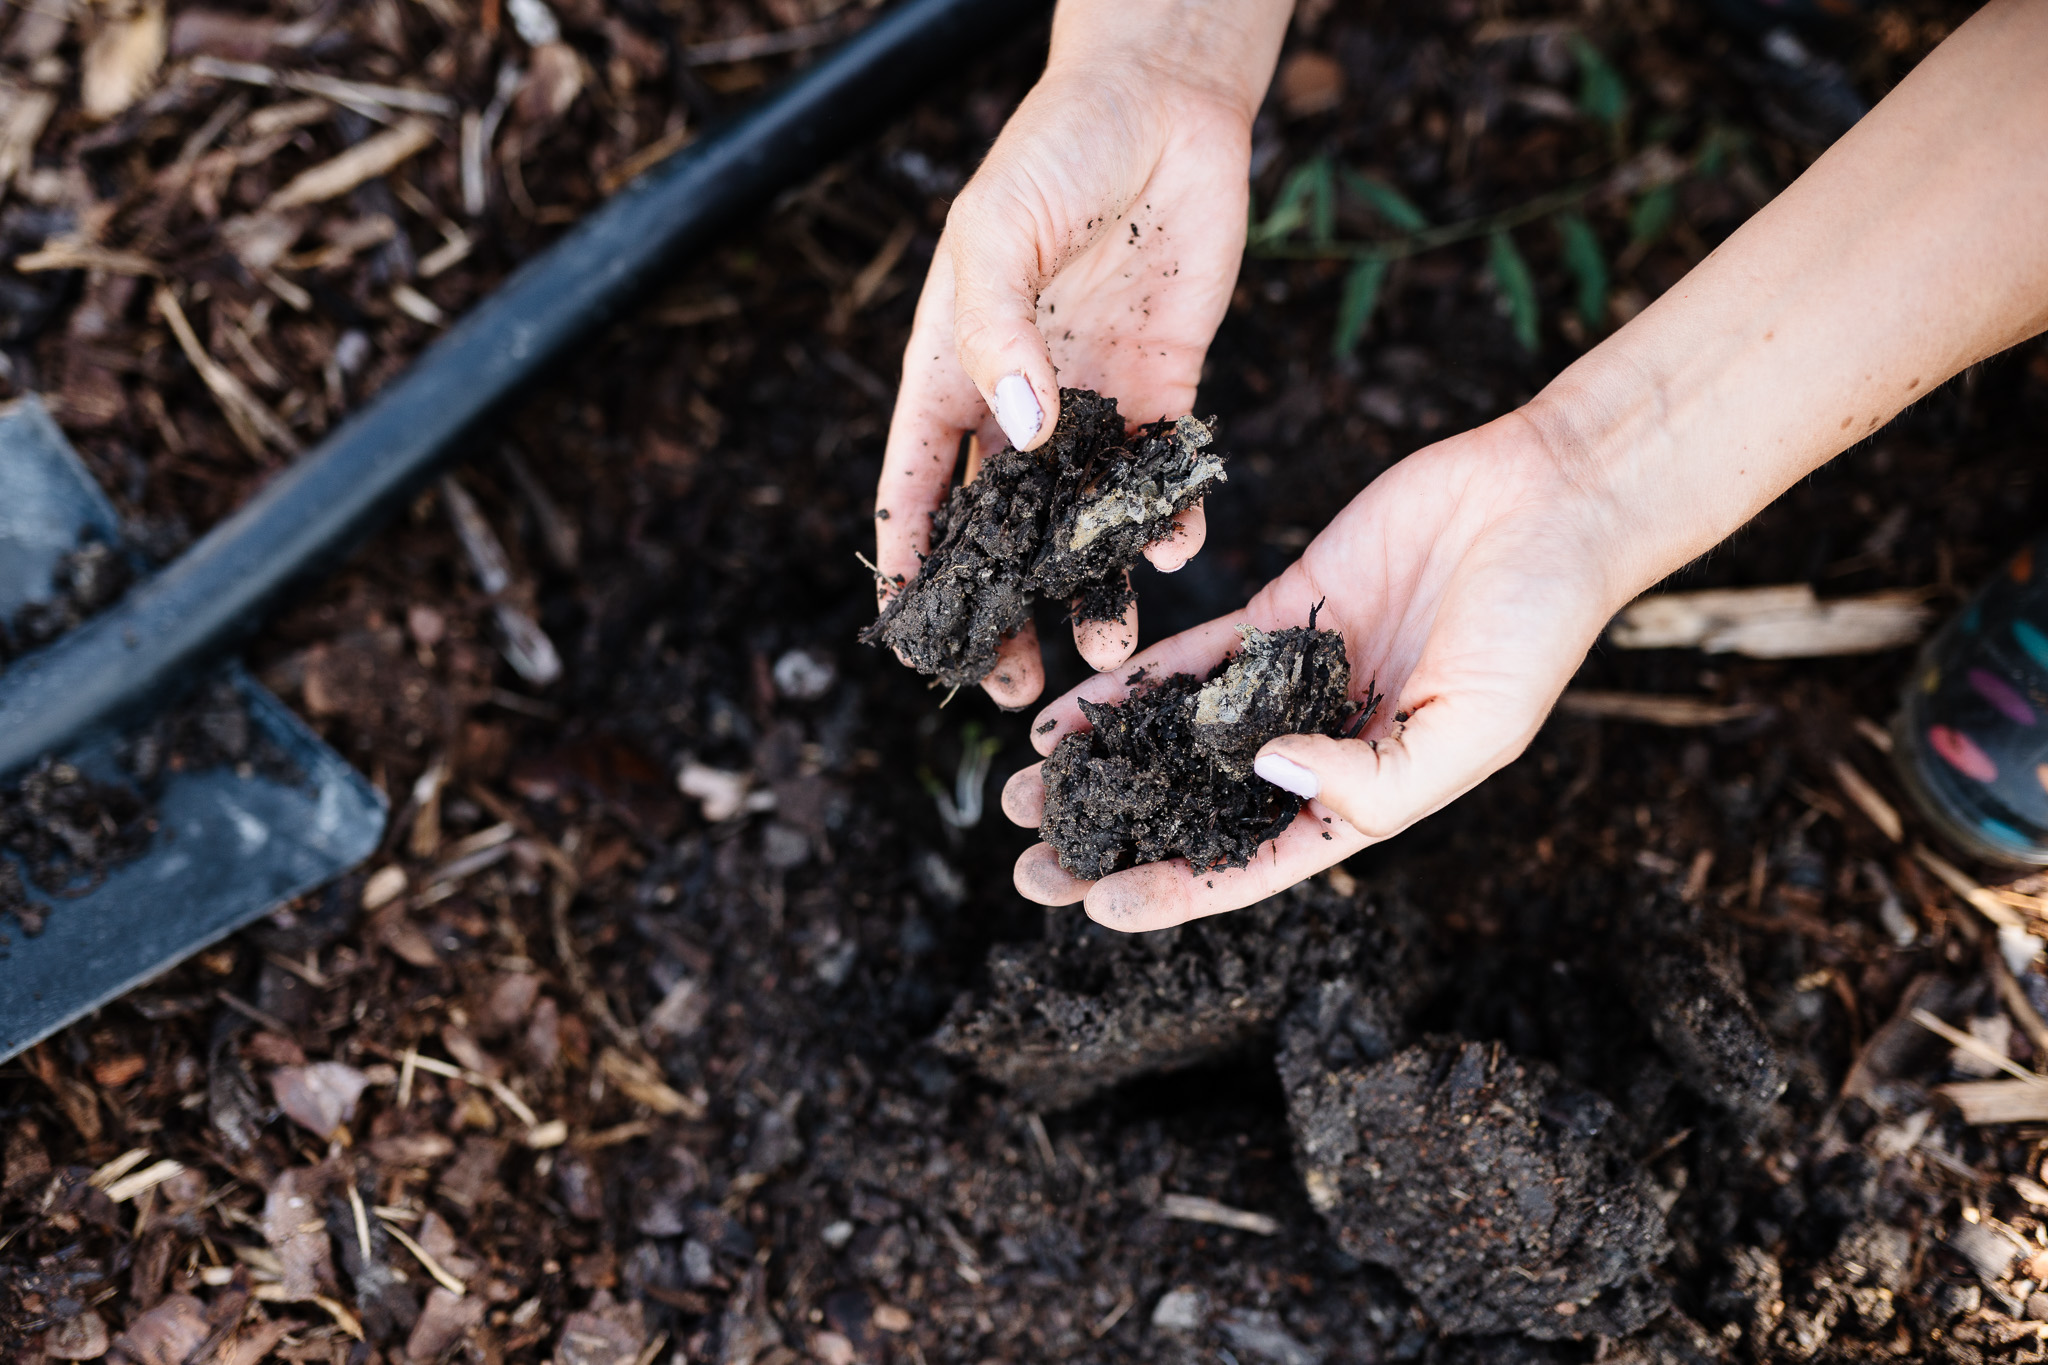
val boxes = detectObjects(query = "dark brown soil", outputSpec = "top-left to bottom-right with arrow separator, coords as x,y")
1280,1016 -> 1672,1340
1041,625 -> 1356,878
10,3 -> 2048,1364
861,389 -> 1225,688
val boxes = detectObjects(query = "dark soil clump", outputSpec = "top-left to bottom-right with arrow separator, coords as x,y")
936,879 -> 1431,1111
0,760 -> 153,934
1280,1007 -> 1672,1341
861,389 -> 1225,688
2,535 -> 131,663
1041,625 -> 1356,878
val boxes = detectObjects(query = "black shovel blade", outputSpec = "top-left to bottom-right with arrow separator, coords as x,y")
0,397 -> 387,1061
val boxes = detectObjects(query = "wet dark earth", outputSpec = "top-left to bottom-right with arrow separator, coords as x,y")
10,2 -> 2048,1363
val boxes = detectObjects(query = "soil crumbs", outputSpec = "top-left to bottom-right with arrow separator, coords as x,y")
1043,625 -> 1355,878
863,389 -> 1225,688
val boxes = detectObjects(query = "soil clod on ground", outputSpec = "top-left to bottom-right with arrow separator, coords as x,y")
1279,1006 -> 1673,1341
861,389 -> 1225,688
1041,625 -> 1356,878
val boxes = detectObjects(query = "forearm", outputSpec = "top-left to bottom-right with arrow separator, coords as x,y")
1527,0 -> 2048,610
1044,0 -> 1292,118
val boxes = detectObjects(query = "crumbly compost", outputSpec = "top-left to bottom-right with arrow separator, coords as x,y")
1041,625 -> 1356,878
861,388 -> 1226,688
1280,1004 -> 1672,1341
935,878 -> 1433,1111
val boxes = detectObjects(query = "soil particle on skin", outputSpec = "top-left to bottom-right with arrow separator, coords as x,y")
861,388 -> 1226,688
1040,626 -> 1356,879
1279,1003 -> 1671,1341
936,879 -> 1430,1111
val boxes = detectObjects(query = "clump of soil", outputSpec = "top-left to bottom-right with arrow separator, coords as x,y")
0,760 -> 153,935
0,678 -> 294,937
1279,1000 -> 1672,1341
1040,625 -> 1356,878
861,388 -> 1226,688
3,536 -> 132,662
935,878 -> 1434,1110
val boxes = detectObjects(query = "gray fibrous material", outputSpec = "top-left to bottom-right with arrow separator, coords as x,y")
1040,626 -> 1357,879
861,388 -> 1225,689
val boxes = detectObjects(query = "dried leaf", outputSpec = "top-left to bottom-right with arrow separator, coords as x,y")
271,1061 -> 369,1139
1275,51 -> 1344,119
81,4 -> 166,121
262,1167 -> 335,1301
0,80 -> 58,186
1487,228 -> 1539,351
405,1286 -> 486,1361
1330,256 -> 1386,360
108,1293 -> 209,1365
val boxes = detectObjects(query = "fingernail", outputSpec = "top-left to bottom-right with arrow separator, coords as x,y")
993,374 -> 1043,450
1254,752 -> 1320,799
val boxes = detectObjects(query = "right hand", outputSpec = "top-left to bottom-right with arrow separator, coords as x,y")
874,0 -> 1292,707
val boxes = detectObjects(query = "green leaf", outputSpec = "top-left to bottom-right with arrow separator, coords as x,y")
1340,168 -> 1429,233
1252,157 -> 1334,246
1331,256 -> 1388,360
1488,228 -> 1540,352
1570,36 -> 1628,131
1309,158 -> 1336,245
1629,183 -> 1677,246
1555,212 -> 1607,332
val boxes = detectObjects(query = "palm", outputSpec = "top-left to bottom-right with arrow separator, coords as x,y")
1009,416 -> 1620,929
1027,112 -> 1252,428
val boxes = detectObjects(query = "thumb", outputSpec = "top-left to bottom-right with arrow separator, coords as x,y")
946,189 -> 1062,452
1251,698 -> 1543,842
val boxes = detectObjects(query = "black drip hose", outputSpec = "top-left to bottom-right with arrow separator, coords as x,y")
0,0 -> 1048,777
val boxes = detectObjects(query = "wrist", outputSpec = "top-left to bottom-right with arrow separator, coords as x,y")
1045,0 -> 1289,123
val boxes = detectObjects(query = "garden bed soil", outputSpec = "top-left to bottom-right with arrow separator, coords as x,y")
8,2 -> 2048,1364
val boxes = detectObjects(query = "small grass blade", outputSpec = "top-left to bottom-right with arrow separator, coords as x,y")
1253,157 -> 1333,246
1571,36 -> 1629,131
1555,211 -> 1607,332
1629,182 -> 1676,247
1331,256 -> 1388,360
1488,228 -> 1540,352
1340,168 -> 1429,233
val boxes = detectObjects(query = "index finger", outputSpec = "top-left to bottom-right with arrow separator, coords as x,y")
875,244 -> 991,596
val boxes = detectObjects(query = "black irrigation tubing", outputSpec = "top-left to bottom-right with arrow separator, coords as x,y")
0,0 -> 1050,778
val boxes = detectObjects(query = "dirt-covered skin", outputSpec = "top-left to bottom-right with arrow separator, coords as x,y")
1041,625 -> 1356,878
861,389 -> 1226,688
1279,1010 -> 1673,1340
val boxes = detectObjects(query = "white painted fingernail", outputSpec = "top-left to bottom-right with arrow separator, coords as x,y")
992,374 -> 1043,450
1255,753 -> 1320,799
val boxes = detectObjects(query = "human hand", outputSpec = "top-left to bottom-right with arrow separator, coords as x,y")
998,412 -> 1631,930
873,0 -> 1291,707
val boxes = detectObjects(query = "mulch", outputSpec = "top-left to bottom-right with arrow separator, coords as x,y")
8,1 -> 2048,1363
